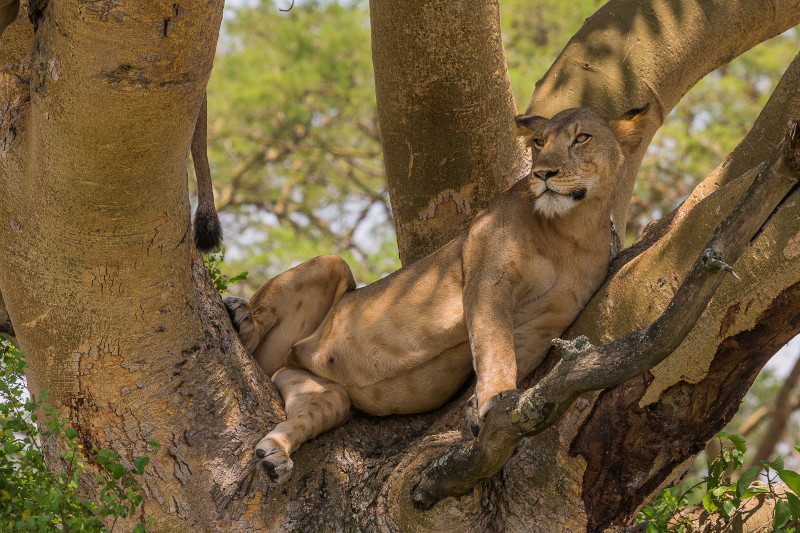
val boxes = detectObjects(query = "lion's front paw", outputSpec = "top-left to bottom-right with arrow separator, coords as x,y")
255,438 -> 294,484
465,394 -> 481,437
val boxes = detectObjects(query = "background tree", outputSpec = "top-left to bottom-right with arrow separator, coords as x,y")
1,1 -> 800,532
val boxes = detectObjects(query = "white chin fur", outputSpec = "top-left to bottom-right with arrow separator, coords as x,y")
534,193 -> 577,218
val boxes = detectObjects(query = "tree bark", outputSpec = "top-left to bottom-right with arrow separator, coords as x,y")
2,1 -> 800,532
369,0 -> 524,264
0,3 -> 282,530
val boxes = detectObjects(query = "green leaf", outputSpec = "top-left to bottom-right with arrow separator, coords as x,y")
133,456 -> 149,475
646,522 -> 665,533
779,470 -> 800,495
742,487 -> 770,498
229,272 -> 249,282
787,491 -> 800,519
722,500 -> 737,517
64,428 -> 77,440
711,485 -> 734,497
773,499 -> 791,529
737,466 -> 760,497
133,524 -> 146,533
763,457 -> 785,471
108,463 -> 125,480
702,492 -> 719,513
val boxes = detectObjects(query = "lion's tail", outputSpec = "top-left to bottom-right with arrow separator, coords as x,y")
191,92 -> 223,253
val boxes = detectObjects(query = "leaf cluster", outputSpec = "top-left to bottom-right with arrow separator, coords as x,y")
203,249 -> 249,294
205,0 -> 399,288
636,432 -> 800,533
0,337 -> 157,532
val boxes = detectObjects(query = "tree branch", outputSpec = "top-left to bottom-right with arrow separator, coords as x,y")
411,119 -> 800,509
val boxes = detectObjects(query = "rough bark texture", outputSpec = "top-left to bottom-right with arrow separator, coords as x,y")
2,0 -> 800,532
369,0 -> 524,264
0,2 -> 282,530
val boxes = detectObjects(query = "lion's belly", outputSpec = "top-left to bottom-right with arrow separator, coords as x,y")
319,257 -> 469,388
347,342 -> 473,415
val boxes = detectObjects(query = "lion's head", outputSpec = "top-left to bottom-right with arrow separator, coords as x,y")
514,105 -> 653,218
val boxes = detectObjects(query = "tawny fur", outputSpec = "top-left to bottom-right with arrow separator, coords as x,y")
224,105 -> 655,482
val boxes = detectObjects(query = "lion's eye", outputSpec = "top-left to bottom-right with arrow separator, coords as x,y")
532,138 -> 544,149
574,133 -> 591,144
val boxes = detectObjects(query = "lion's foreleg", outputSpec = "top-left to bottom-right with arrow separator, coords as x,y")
463,275 -> 517,423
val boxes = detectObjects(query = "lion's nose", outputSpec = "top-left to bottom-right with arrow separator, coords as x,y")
533,169 -> 559,181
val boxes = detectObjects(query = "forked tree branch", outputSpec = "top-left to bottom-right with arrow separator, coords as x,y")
411,119 -> 800,509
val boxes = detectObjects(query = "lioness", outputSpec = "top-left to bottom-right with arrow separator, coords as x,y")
224,105 -> 654,482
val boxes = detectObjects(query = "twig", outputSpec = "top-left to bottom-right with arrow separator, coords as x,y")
410,119 -> 800,509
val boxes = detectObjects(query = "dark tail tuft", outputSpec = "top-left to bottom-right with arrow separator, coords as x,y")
193,204 -> 223,253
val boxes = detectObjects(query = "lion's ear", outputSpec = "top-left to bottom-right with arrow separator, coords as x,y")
610,103 -> 655,153
514,114 -> 547,140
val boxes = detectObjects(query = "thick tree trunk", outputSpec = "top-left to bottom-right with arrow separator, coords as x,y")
369,0 -> 524,264
0,3 -> 282,530
2,1 -> 800,532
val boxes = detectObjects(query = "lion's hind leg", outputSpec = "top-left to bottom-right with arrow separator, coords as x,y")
255,367 -> 351,483
225,254 -> 355,375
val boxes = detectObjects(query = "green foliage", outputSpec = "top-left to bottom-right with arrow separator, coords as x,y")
0,336 -> 157,532
203,249 -> 249,293
636,432 -> 800,533
205,0 -> 399,289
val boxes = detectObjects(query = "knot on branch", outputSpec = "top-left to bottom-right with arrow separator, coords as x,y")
787,118 -> 800,170
701,248 -> 740,280
552,335 -> 593,360
511,390 -> 552,433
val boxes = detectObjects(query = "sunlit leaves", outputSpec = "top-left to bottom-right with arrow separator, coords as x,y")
637,432 -> 800,532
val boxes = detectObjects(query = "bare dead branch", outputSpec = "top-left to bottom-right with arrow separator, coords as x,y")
411,119 -> 800,509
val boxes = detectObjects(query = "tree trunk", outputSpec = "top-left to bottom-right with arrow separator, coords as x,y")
369,0 -> 524,264
2,1 -> 800,532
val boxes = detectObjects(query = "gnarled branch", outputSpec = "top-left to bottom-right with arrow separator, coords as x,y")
411,119 -> 800,509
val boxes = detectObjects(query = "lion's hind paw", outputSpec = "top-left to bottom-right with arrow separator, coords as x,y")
255,439 -> 294,484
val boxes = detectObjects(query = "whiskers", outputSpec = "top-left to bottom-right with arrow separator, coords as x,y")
528,174 -> 599,218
